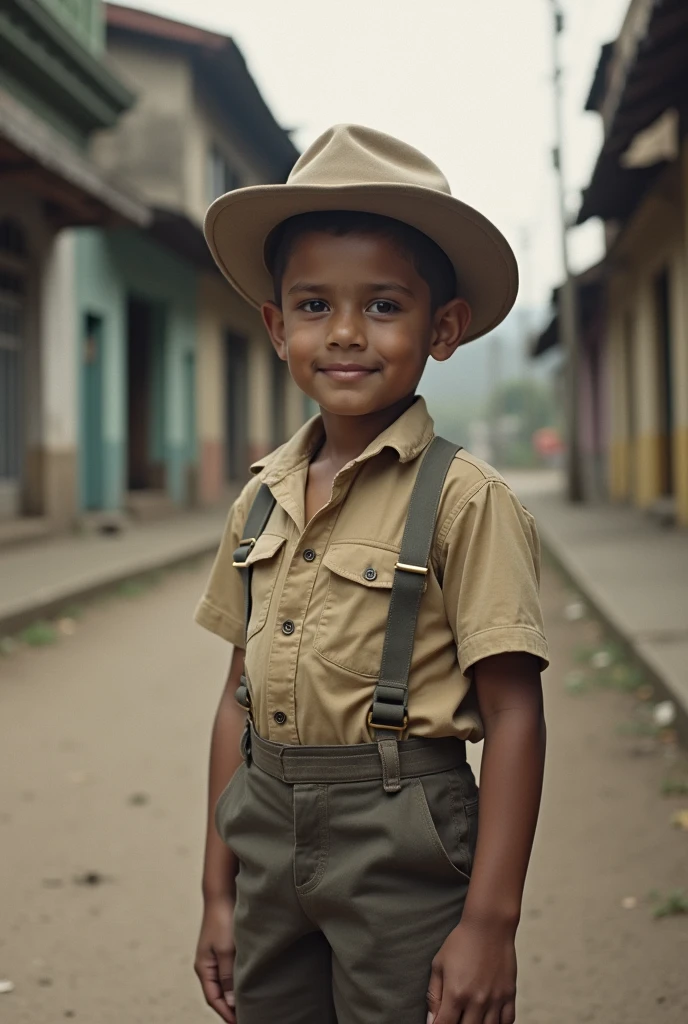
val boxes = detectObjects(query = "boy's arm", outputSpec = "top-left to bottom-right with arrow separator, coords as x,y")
427,651 -> 545,1024
195,646 -> 247,1024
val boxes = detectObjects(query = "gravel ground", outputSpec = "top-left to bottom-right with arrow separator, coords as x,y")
0,557 -> 687,1023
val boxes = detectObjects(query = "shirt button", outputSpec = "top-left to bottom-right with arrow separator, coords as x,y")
282,619 -> 295,635
364,567 -> 377,581
273,711 -> 287,725
303,548 -> 316,562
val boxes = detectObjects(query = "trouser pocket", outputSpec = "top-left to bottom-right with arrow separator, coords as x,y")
414,766 -> 479,881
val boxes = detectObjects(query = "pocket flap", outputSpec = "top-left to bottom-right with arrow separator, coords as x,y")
322,542 -> 399,588
243,533 -> 286,566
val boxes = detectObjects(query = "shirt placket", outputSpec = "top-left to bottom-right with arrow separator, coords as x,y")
263,464 -> 360,743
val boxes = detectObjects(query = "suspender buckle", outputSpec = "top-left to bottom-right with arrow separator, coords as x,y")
394,561 -> 428,575
367,711 -> 408,734
232,537 -> 257,568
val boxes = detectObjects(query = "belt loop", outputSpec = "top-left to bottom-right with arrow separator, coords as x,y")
278,745 -> 287,783
378,738 -> 401,794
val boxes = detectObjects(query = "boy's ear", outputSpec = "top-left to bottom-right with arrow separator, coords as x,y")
262,301 -> 288,361
429,298 -> 472,362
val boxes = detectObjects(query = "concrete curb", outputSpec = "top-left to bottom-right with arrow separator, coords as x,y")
538,523 -> 688,747
0,536 -> 222,639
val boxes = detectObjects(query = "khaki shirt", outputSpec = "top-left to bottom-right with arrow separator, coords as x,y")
195,397 -> 548,745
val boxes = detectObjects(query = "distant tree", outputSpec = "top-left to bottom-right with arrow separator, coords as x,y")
488,379 -> 558,467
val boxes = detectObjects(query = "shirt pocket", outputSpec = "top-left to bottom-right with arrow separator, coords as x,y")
244,533 -> 287,641
313,541 -> 399,677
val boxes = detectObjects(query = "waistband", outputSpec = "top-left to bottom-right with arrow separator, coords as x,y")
246,725 -> 466,785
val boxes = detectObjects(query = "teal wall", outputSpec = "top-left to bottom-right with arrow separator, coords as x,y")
74,228 -> 198,512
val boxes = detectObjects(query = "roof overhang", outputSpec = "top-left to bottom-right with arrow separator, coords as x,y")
148,207 -> 215,269
0,86 -> 150,227
0,0 -> 135,137
578,0 -> 688,224
531,263 -> 606,358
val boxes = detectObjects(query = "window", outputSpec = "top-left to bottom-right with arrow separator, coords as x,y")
208,145 -> 241,202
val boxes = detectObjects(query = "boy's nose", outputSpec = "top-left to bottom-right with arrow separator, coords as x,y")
326,313 -> 367,349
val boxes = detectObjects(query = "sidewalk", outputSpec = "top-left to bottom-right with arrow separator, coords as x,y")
0,509 -> 228,637
508,470 -> 688,737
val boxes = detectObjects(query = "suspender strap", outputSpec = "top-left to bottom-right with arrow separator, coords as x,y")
232,483 -> 276,713
370,437 -> 461,790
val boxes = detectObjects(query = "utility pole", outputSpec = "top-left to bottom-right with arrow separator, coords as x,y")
549,0 -> 584,501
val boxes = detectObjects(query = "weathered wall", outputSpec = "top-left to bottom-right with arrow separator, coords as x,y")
91,39 -> 192,211
0,183 -> 79,525
197,273 -> 268,504
605,156 -> 688,524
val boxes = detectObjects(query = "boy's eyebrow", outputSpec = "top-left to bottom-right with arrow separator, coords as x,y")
286,282 -> 328,296
368,282 -> 415,297
286,281 -> 415,297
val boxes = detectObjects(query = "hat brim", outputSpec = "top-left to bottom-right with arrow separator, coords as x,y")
204,183 -> 518,342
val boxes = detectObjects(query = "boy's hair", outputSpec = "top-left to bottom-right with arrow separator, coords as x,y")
265,210 -> 458,312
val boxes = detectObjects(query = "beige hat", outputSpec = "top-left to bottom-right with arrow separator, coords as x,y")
204,124 -> 518,343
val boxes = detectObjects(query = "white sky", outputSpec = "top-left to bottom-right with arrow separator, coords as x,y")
125,0 -> 629,311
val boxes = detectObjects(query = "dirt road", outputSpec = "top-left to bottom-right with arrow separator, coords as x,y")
1,559 -> 687,1023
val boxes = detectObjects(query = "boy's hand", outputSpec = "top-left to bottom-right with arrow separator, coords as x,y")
426,918 -> 517,1024
194,895 -> 237,1023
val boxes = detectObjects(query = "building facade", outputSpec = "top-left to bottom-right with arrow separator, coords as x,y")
79,4 -> 303,518
536,0 -> 688,526
0,0 -> 148,533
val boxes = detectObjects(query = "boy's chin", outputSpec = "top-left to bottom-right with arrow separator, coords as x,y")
315,394 -> 412,419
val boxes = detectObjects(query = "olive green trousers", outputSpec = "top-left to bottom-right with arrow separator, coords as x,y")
215,729 -> 478,1024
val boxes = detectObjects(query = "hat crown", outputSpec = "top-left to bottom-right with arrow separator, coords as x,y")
288,124 -> 452,195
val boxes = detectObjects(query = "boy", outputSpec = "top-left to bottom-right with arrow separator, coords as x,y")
194,124 -> 548,1024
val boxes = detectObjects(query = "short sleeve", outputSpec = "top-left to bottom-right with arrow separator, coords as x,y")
440,479 -> 549,675
194,487 -> 254,648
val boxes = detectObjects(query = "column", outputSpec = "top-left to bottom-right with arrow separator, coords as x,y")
39,230 -> 78,526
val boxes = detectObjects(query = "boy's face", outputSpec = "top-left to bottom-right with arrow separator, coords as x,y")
262,231 -> 471,418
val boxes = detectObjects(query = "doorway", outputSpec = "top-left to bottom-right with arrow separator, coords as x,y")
225,332 -> 249,482
653,269 -> 674,497
127,297 -> 166,492
623,311 -> 636,499
81,313 -> 105,510
0,219 -> 27,519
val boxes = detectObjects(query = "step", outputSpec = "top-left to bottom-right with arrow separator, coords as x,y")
126,490 -> 178,522
0,517 -> 53,550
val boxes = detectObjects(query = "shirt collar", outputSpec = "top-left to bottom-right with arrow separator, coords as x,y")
251,395 -> 435,486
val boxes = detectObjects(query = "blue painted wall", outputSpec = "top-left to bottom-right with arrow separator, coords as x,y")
74,228 -> 198,512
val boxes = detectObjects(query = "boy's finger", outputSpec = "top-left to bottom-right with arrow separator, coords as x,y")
426,961 -> 443,1022
455,1000 -> 488,1024
198,967 -> 234,1023
500,1000 -> 516,1024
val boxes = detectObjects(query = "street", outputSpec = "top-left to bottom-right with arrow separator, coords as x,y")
1,558 -> 687,1023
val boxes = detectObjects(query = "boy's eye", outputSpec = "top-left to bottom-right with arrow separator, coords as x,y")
300,300 -> 329,314
367,300 -> 399,315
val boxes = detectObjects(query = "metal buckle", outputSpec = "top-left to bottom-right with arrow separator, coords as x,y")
232,537 -> 257,568
367,711 -> 408,734
395,562 -> 428,576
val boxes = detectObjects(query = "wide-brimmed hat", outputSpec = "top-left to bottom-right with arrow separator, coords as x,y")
204,124 -> 518,343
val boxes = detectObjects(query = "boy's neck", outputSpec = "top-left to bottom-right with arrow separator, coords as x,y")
317,394 -> 417,470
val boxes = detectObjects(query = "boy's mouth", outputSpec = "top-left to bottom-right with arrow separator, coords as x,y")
318,363 -> 377,381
